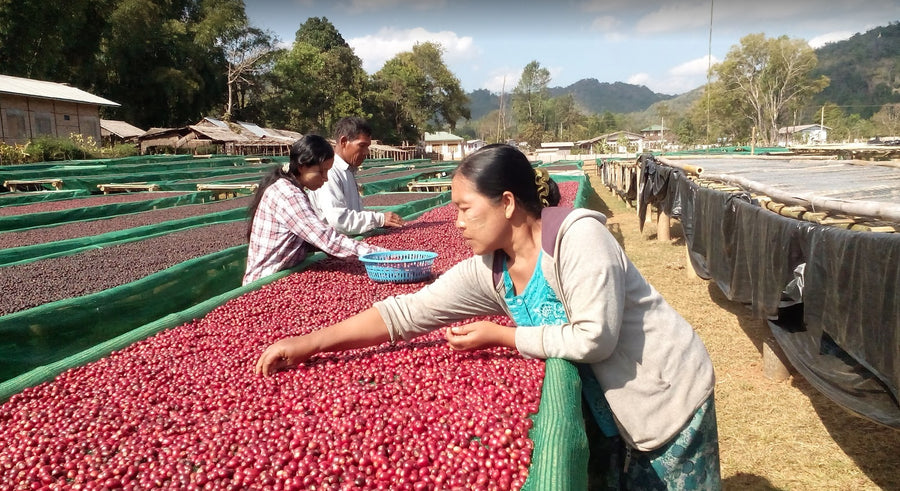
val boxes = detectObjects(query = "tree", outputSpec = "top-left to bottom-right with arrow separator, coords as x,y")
370,42 -> 469,144
872,103 -> 900,137
0,0 -> 114,85
219,25 -> 278,121
283,17 -> 368,132
711,33 -> 829,145
266,43 -> 326,131
512,61 -> 550,126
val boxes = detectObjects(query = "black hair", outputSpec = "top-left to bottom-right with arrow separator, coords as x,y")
333,116 -> 372,142
454,143 -> 560,218
246,134 -> 335,240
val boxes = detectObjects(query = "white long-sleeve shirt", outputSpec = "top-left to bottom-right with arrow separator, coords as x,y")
309,155 -> 385,236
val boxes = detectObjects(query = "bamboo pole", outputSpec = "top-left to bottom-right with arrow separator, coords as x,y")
700,172 -> 900,223
657,157 -> 704,175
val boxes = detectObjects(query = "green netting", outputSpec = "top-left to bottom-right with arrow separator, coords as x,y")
154,171 -> 268,191
0,180 -> 592,487
521,358 -> 590,491
0,155 -> 253,181
0,191 -> 216,232
0,245 -> 252,388
52,164 -> 277,192
0,207 -> 246,267
0,196 -> 452,393
361,169 -> 451,195
0,189 -> 91,207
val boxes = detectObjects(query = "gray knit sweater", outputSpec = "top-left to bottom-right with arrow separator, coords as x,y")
374,207 -> 715,451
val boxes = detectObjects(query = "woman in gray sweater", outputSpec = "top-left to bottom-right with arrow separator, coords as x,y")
256,144 -> 721,489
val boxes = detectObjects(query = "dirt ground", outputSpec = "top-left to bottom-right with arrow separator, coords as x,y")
583,176 -> 900,491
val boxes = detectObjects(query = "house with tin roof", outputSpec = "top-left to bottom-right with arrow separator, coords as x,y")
423,131 -> 465,161
0,74 -> 120,146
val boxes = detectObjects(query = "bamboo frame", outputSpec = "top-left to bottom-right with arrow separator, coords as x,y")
698,172 -> 900,224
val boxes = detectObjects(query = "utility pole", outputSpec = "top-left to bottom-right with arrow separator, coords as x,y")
497,76 -> 506,144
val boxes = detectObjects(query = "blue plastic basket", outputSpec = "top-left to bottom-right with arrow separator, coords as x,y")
359,250 -> 438,283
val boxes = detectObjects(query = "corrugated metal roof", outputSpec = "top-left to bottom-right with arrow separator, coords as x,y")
188,125 -> 248,142
424,131 -> 464,142
0,73 -> 119,106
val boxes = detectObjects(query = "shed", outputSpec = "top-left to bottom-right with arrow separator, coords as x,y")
184,124 -> 249,154
778,124 -> 830,146
138,127 -> 191,154
100,119 -> 145,145
0,73 -> 119,146
577,131 -> 644,154
423,131 -> 465,161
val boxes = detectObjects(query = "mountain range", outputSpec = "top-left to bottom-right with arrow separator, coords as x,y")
466,22 -> 900,122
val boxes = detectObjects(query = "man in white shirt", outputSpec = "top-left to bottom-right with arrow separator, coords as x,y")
309,117 -> 404,236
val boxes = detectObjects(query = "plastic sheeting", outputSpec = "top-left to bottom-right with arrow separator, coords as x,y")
638,157 -> 900,427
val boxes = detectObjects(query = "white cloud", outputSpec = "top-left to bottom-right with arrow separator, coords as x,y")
628,73 -> 651,86
808,30 -> 854,48
626,54 -> 719,94
590,15 -> 626,41
348,27 -> 477,73
635,1 -> 710,34
482,70 -> 521,94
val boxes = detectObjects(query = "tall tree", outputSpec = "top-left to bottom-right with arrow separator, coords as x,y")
711,33 -> 829,145
219,25 -> 278,121
265,43 -> 325,132
0,0 -> 113,86
512,61 -> 551,125
282,17 -> 367,132
371,42 -> 469,144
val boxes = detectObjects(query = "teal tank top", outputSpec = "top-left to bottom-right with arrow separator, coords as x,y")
501,252 -> 618,437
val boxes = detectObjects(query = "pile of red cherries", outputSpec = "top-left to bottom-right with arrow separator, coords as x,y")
0,181 -> 579,490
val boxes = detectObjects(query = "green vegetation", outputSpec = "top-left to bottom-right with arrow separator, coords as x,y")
0,2 -> 896,149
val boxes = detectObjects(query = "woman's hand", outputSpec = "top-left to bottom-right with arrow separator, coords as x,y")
254,336 -> 316,376
444,321 -> 516,351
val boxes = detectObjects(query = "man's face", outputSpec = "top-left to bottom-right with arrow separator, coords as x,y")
338,133 -> 372,168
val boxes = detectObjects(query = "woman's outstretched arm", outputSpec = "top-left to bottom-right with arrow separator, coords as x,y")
255,307 -> 392,376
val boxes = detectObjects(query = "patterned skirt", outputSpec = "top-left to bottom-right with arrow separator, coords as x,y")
578,364 -> 722,490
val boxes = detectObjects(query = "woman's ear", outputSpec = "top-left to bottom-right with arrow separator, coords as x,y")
501,191 -> 516,219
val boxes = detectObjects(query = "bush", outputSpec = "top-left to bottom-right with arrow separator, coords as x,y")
101,143 -> 140,158
0,142 -> 29,166
27,135 -> 97,161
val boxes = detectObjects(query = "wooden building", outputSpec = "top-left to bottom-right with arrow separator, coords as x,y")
100,119 -> 145,145
0,74 -> 120,146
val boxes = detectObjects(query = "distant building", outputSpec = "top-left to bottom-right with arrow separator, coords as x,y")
100,119 -> 145,145
423,131 -> 466,161
576,131 -> 644,154
778,124 -> 830,146
466,139 -> 486,154
0,73 -> 120,146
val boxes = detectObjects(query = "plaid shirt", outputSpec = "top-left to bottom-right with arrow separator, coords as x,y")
243,178 -> 383,285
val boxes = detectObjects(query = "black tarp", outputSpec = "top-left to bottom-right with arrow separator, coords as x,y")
638,157 -> 900,427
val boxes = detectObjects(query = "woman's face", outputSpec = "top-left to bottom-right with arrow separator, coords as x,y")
451,174 -> 510,255
297,158 -> 334,190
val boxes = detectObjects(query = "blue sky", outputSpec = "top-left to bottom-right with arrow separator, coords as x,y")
246,0 -> 899,96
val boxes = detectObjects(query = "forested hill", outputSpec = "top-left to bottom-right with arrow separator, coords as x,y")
467,22 -> 899,122
549,79 -> 674,114
466,80 -> 673,120
811,21 -> 900,118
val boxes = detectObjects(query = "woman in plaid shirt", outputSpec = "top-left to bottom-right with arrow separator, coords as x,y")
243,135 -> 386,285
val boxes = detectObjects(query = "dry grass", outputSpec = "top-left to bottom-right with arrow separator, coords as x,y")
582,176 -> 900,491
